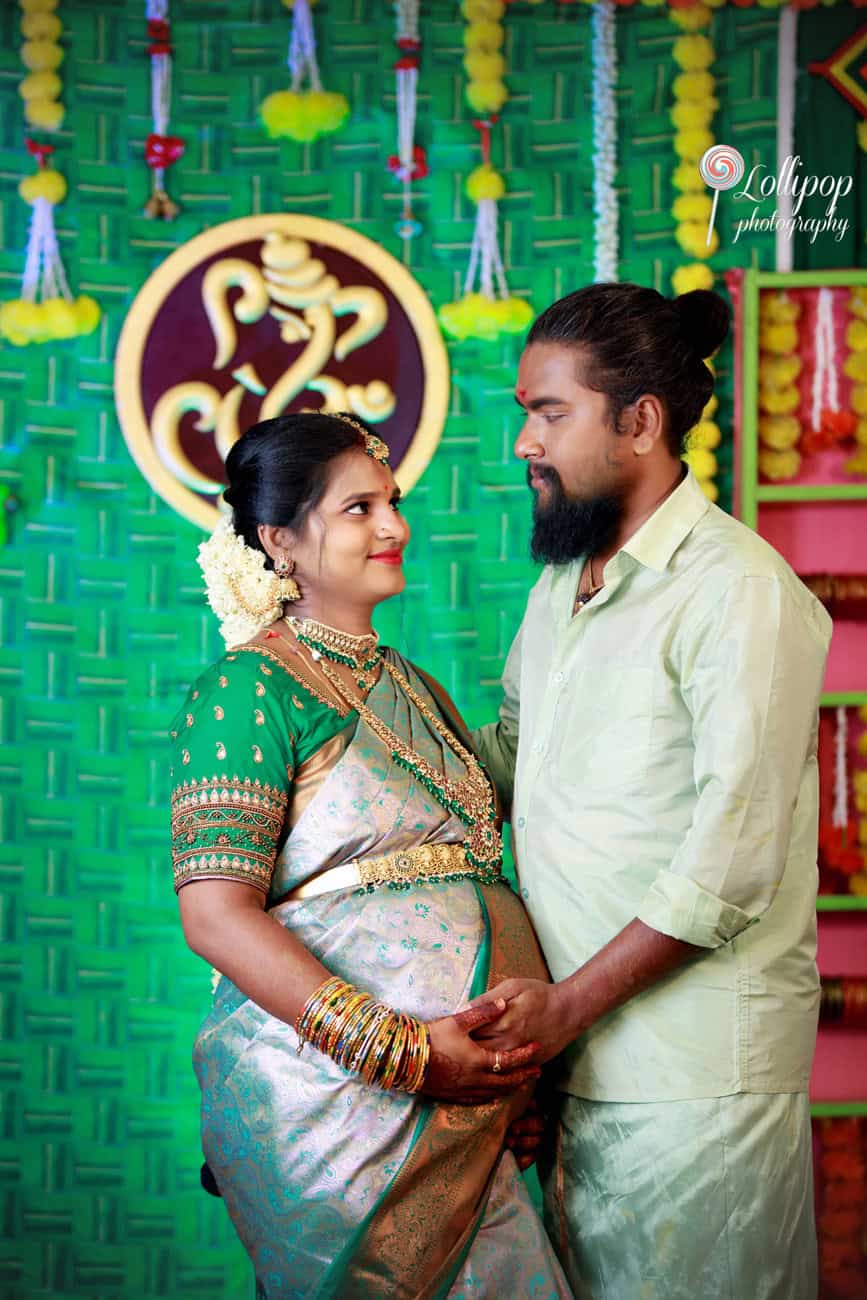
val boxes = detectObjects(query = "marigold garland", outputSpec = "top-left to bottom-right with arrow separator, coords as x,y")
669,19 -> 719,289
259,0 -> 349,143
17,0 -> 64,131
668,10 -> 723,499
683,362 -> 722,501
757,292 -> 802,482
1,6 -> 100,348
844,291 -> 867,479
854,705 -> 867,897
815,1116 -> 867,1298
439,4 -> 531,344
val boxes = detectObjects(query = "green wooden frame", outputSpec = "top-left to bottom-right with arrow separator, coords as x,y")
738,267 -> 867,920
739,267 -> 867,530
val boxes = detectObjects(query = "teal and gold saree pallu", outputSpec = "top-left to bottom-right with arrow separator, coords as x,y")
173,647 -> 570,1299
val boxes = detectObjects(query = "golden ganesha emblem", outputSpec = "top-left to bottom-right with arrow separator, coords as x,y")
115,215 -> 450,529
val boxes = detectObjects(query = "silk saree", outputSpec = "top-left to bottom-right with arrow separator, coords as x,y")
170,639 -> 571,1299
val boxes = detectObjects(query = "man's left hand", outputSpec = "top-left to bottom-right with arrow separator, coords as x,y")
469,978 -> 576,1063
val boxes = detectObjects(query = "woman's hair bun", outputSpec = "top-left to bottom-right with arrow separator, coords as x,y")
672,289 -> 730,360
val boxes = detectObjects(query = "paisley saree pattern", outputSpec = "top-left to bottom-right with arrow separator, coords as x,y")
171,644 -> 571,1299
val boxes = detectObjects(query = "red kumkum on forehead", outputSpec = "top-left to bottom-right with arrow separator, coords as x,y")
516,387 -> 528,402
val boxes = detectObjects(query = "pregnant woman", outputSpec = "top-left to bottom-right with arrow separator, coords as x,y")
170,411 -> 571,1298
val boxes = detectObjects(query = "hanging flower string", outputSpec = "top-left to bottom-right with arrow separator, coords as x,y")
819,705 -> 867,890
17,0 -> 64,132
143,0 -> 184,220
439,0 -> 531,343
0,15 -> 100,353
683,367 -> 723,503
388,0 -> 426,241
439,119 -> 531,342
259,0 -> 349,143
854,707 -> 867,895
845,287 -> 867,478
669,17 -> 719,299
757,291 -> 802,483
797,288 -> 855,461
591,0 -> 618,283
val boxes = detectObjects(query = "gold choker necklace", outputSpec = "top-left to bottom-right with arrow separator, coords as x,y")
284,616 -> 382,691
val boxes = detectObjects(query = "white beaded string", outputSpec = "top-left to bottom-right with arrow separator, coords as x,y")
591,0 -> 618,283
288,0 -> 322,93
832,705 -> 849,830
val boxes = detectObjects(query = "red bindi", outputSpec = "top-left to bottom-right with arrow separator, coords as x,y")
516,386 -> 528,402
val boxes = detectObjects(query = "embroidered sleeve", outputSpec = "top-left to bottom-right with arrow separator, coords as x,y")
169,655 -> 294,895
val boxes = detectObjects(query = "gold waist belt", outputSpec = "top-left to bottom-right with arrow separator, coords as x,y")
286,842 -> 489,901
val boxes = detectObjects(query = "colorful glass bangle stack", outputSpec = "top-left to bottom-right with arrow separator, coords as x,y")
295,975 -> 430,1093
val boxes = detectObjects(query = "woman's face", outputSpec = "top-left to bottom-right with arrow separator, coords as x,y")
290,448 -> 410,611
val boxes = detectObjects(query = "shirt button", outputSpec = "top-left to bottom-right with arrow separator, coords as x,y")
517,816 -> 526,828
554,671 -> 565,684
532,740 -> 544,754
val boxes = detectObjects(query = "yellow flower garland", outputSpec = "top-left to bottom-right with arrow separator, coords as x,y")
0,1 -> 101,347
683,365 -> 723,501
258,0 -> 349,143
438,1 -> 531,343
17,0 -> 64,130
757,292 -> 802,483
844,290 -> 867,479
670,11 -> 720,501
854,707 -> 867,896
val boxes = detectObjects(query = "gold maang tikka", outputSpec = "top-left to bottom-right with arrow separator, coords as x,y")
333,413 -> 390,464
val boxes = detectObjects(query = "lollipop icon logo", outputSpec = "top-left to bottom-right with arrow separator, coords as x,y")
699,145 -> 745,247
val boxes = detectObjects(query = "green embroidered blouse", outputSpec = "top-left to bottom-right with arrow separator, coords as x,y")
169,644 -> 355,895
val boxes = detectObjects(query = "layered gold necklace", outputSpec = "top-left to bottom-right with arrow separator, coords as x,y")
282,617 -> 502,875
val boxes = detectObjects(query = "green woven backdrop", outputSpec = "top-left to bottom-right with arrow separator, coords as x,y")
0,3 -> 844,1295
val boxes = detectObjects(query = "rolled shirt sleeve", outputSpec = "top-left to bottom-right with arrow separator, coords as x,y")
473,619 -> 523,813
636,574 -> 831,948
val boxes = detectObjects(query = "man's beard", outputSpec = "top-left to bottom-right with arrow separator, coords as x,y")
528,465 -> 625,565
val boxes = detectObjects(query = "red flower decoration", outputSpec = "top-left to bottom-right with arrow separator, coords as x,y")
25,138 -> 55,166
821,408 -> 857,439
819,821 -> 865,875
147,19 -> 170,40
145,133 -> 185,170
396,37 -> 421,51
149,41 -> 172,56
387,144 -> 428,182
394,55 -> 419,71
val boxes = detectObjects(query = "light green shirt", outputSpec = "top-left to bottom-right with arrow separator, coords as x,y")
475,469 -> 832,1102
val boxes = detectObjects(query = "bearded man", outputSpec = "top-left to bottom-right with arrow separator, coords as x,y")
473,283 -> 831,1300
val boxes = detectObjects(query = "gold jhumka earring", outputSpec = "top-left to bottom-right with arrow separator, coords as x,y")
274,552 -> 301,603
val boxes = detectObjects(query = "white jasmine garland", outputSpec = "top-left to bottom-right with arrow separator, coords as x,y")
197,515 -> 287,648
591,0 -> 618,283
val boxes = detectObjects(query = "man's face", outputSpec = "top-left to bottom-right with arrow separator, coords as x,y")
514,342 -> 631,564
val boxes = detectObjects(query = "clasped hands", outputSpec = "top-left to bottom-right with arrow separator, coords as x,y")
421,978 -> 574,1107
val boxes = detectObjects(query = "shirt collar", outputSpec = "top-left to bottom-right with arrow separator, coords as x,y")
619,467 -> 710,574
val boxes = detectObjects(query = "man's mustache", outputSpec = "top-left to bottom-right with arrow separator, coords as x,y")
526,463 -> 560,487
